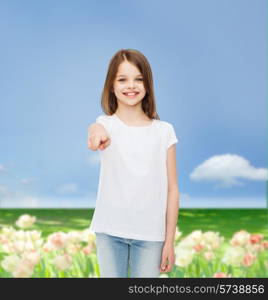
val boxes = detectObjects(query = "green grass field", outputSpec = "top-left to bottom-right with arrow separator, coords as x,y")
0,208 -> 267,278
0,208 -> 267,239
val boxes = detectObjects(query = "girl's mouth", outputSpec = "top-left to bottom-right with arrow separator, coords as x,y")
123,92 -> 139,98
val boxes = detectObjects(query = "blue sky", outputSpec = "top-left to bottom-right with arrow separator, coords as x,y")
0,0 -> 266,208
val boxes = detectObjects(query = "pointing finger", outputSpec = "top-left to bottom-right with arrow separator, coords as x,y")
91,135 -> 101,149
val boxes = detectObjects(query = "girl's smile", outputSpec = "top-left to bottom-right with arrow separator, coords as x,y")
123,92 -> 140,98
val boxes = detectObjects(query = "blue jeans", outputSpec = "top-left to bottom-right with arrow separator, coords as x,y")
95,232 -> 164,278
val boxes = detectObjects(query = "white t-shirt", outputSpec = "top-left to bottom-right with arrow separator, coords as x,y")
89,113 -> 178,241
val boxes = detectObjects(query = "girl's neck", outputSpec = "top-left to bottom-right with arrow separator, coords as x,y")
114,109 -> 151,126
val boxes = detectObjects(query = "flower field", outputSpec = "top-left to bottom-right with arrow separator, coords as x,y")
0,211 -> 267,278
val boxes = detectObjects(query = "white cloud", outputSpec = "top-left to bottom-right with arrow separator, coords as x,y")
20,178 -> 37,185
0,184 -> 9,197
56,183 -> 78,195
0,164 -> 7,173
190,154 -> 267,188
0,190 -> 40,208
0,188 -> 265,208
0,190 -> 97,208
18,196 -> 40,207
179,196 -> 266,208
180,193 -> 191,200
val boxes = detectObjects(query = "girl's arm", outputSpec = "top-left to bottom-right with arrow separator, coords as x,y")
160,144 -> 180,273
165,143 -> 180,245
88,123 -> 106,136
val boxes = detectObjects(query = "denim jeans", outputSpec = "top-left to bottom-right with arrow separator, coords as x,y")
95,232 -> 165,278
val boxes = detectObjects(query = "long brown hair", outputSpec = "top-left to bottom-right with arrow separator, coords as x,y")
100,49 -> 160,120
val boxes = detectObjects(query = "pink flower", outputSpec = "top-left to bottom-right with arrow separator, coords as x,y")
82,244 -> 93,255
12,259 -> 34,278
204,251 -> 215,261
230,230 -> 250,246
250,244 -> 263,253
53,253 -> 72,271
21,250 -> 41,268
193,244 -> 204,252
213,272 -> 230,278
262,241 -> 268,249
0,235 -> 8,244
48,232 -> 68,250
250,234 -> 263,244
42,242 -> 55,252
242,253 -> 256,267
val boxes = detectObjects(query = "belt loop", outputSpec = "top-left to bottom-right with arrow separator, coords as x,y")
124,238 -> 132,244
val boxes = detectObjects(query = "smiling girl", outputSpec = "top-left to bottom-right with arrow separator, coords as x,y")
88,49 -> 180,278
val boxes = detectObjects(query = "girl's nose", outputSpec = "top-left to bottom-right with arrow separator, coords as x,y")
127,81 -> 136,88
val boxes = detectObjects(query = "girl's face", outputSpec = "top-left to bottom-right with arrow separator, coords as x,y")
112,60 -> 146,106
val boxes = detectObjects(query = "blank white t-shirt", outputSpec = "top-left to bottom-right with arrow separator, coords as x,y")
89,113 -> 178,241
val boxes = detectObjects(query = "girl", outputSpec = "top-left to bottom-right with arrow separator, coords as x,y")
88,49 -> 180,278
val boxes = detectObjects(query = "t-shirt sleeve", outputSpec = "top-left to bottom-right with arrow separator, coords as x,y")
166,123 -> 178,149
95,114 -> 112,136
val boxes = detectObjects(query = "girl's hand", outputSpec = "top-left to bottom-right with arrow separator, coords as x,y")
89,133 -> 111,151
160,243 -> 176,273
88,124 -> 111,151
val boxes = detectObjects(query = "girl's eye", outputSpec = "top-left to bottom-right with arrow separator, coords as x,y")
118,78 -> 143,82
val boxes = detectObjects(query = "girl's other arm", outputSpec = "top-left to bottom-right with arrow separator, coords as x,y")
165,144 -> 180,245
160,144 -> 180,273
